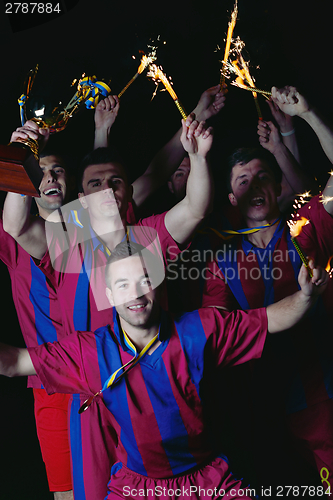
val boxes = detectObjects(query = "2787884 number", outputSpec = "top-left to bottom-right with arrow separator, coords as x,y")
5,2 -> 61,13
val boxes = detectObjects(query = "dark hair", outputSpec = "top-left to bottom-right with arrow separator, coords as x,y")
40,148 -> 77,176
225,147 -> 283,193
105,241 -> 163,289
77,147 -> 129,193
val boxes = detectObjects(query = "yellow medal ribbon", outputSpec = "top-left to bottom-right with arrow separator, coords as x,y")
79,328 -> 159,413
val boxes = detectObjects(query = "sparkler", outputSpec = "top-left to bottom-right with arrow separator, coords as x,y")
220,1 -> 238,88
147,64 -> 187,119
118,51 -> 157,98
288,217 -> 313,277
230,53 -> 263,119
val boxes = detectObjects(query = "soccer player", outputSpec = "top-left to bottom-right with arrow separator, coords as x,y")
0,240 -> 328,499
3,110 -> 216,499
0,147 -> 74,500
202,86 -> 333,490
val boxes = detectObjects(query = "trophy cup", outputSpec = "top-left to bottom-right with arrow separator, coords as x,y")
0,65 -> 111,196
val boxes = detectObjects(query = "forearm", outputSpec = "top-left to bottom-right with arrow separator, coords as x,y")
0,343 -> 35,377
186,153 -> 214,219
3,192 -> 33,238
281,130 -> 301,163
94,127 -> 110,149
266,291 -> 315,334
301,107 -> 333,164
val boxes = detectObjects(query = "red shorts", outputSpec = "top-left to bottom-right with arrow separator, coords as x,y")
33,388 -> 72,492
107,457 -> 257,499
287,398 -> 333,493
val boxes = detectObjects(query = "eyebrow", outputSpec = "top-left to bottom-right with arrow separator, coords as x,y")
86,174 -> 124,186
235,169 -> 269,182
41,164 -> 65,171
113,274 -> 150,286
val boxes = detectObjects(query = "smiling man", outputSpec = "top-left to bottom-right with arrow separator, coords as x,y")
2,113 -> 215,500
0,148 -> 74,500
0,240 -> 328,499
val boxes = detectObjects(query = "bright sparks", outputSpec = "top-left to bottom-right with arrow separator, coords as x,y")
220,1 -> 238,86
118,42 -> 158,99
321,195 -> 333,206
147,64 -> 187,119
288,217 -> 310,238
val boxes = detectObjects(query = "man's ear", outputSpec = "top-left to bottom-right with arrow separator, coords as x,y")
78,192 -> 88,209
228,192 -> 238,206
167,181 -> 174,194
105,287 -> 114,307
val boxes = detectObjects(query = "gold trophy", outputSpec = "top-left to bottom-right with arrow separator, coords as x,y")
0,65 -> 111,196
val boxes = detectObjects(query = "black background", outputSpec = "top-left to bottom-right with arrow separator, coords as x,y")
0,0 -> 333,498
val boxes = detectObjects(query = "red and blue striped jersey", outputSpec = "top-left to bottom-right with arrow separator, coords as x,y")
40,209 -> 180,333
29,306 -> 267,479
0,216 -> 64,389
36,207 -> 183,499
202,196 -> 333,414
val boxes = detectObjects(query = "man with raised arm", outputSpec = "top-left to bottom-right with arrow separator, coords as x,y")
0,239 -> 328,499
2,83 -> 225,500
202,86 -> 333,491
3,100 -> 216,499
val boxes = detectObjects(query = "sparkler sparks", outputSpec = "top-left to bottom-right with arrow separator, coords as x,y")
287,217 -> 313,277
118,44 -> 158,99
220,1 -> 238,88
147,64 -> 187,119
230,52 -> 263,119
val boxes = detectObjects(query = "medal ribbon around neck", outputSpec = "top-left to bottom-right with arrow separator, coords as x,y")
200,217 -> 281,240
78,328 -> 159,414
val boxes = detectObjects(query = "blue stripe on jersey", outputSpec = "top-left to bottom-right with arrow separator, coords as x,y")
140,360 -> 196,475
95,321 -> 147,476
29,259 -> 57,345
174,310 -> 207,396
69,394 -> 86,500
73,245 -> 92,331
216,246 -> 250,310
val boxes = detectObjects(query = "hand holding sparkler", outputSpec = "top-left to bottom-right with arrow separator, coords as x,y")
180,115 -> 213,158
94,95 -> 119,149
297,258 -> 328,297
192,84 -> 227,122
257,120 -> 282,154
271,86 -> 311,118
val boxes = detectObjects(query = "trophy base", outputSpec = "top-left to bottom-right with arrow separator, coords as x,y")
0,143 -> 42,197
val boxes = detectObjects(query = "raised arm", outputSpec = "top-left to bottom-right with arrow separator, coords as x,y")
131,85 -> 226,209
0,343 -> 35,377
93,94 -> 120,149
267,260 -> 328,333
257,119 -> 316,212
164,116 -> 214,245
271,85 -> 333,165
3,121 -> 48,259
265,98 -> 301,162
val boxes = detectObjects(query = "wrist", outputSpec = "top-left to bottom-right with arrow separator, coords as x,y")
280,129 -> 295,137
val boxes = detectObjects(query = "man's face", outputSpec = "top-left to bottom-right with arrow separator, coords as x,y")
168,157 -> 190,202
36,155 -> 68,212
78,162 -> 131,222
106,255 -> 161,329
228,159 -> 281,225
